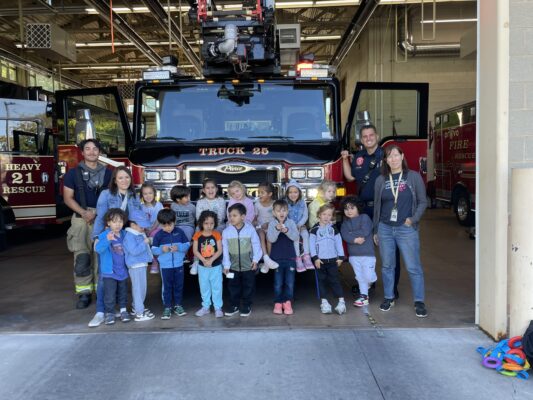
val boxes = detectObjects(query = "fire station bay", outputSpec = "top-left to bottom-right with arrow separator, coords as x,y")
1,1 -> 532,399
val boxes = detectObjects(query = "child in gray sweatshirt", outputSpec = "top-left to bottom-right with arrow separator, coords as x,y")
170,185 -> 196,241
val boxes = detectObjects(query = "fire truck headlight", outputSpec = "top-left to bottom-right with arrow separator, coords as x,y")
336,187 -> 346,197
307,168 -> 323,179
290,169 -> 306,179
307,188 -> 319,199
145,170 -> 161,181
161,170 -> 177,181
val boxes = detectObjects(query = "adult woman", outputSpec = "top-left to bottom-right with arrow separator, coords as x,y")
88,166 -> 143,328
373,145 -> 428,318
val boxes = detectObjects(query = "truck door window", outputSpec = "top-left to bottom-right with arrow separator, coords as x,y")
0,120 -> 39,153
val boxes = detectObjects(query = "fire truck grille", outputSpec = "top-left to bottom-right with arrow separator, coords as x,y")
188,169 -> 279,186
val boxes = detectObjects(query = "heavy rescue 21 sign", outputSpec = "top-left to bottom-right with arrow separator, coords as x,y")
0,156 -> 55,201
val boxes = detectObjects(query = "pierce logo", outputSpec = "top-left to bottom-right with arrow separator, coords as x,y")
216,165 -> 253,174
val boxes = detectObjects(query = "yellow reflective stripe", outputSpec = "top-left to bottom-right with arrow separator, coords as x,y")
75,284 -> 93,293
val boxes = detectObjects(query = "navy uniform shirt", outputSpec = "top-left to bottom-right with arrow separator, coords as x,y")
63,166 -> 112,208
350,147 -> 384,204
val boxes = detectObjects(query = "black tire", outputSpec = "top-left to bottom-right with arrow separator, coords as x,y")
454,189 -> 475,227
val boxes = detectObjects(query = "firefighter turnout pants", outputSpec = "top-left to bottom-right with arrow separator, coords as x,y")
66,214 -> 98,295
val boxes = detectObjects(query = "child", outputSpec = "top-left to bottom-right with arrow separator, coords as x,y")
340,196 -> 376,307
192,211 -> 224,318
170,185 -> 196,241
267,200 -> 300,315
255,182 -> 279,273
222,203 -> 262,317
285,180 -> 314,272
94,208 -> 131,325
196,178 -> 227,232
123,209 -> 155,321
140,182 -> 164,274
227,180 -> 255,225
309,203 -> 346,315
151,208 -> 191,320
308,180 -> 337,228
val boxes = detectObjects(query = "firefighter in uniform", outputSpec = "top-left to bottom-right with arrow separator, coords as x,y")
64,139 -> 112,309
341,125 -> 401,299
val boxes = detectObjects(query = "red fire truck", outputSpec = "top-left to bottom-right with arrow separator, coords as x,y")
433,101 -> 476,226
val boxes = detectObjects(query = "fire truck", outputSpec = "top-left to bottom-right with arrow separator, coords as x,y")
433,101 -> 476,226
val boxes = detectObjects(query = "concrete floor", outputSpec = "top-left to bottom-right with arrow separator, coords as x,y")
0,208 -> 474,333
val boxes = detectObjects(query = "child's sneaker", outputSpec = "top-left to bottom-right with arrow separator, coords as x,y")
303,254 -> 314,270
215,308 -> 224,318
120,311 -> 131,322
379,298 -> 395,312
260,262 -> 270,274
173,305 -> 187,316
161,307 -> 172,320
195,307 -> 210,317
283,300 -> 293,315
414,301 -> 428,318
273,303 -> 283,314
190,262 -> 198,275
295,257 -> 305,272
263,255 -> 279,270
240,306 -> 252,317
224,306 -> 239,317
320,300 -> 332,314
335,300 -> 346,315
135,310 -> 155,322
353,295 -> 369,307
104,313 -> 115,325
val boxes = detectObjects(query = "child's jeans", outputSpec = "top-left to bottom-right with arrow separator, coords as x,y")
161,267 -> 184,307
348,256 -> 377,296
103,277 -> 128,314
273,260 -> 296,303
198,264 -> 223,309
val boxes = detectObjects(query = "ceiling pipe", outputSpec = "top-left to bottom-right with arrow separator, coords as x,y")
330,0 -> 380,68
140,0 -> 202,76
397,7 -> 460,57
82,0 -> 162,65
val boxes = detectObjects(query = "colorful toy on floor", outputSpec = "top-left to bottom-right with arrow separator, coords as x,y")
477,336 -> 530,380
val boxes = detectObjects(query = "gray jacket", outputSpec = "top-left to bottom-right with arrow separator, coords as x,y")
266,218 -> 300,243
373,169 -> 427,233
341,214 -> 375,257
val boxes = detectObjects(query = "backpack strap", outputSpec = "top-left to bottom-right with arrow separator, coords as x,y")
74,166 -> 88,211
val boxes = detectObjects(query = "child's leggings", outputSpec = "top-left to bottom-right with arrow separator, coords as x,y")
293,227 -> 310,256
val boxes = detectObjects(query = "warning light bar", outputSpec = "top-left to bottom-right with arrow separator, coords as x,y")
142,69 -> 171,81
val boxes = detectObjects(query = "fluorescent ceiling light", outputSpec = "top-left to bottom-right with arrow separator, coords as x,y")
421,18 -> 477,24
276,2 -> 314,8
302,35 -> 341,40
315,0 -> 357,5
61,65 -> 149,70
85,5 -> 190,14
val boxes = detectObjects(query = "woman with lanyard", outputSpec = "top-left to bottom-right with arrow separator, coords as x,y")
373,145 -> 428,318
88,165 -> 143,328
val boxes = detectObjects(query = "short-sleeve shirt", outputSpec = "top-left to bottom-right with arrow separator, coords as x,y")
379,172 -> 413,226
192,231 -> 223,267
63,166 -> 112,208
350,147 -> 384,203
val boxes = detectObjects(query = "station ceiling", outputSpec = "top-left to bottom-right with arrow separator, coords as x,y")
0,0 -> 475,86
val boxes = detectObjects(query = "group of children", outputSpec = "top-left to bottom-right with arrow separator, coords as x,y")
94,177 -> 377,325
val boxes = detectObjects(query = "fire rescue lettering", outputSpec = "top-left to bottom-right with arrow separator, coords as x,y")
2,163 -> 46,195
199,147 -> 269,156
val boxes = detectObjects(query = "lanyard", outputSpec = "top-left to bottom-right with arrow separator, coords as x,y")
388,172 -> 403,207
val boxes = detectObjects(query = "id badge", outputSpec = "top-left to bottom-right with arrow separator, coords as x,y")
390,207 -> 398,222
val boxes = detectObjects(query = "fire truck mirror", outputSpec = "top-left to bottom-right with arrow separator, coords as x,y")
74,109 -> 96,144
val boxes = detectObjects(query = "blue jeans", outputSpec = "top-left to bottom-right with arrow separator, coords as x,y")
378,222 -> 425,302
274,260 -> 296,303
161,267 -> 185,308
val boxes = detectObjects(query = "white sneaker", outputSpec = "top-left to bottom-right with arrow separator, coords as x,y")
190,262 -> 198,275
335,300 -> 347,315
320,301 -> 332,314
134,309 -> 155,322
259,263 -> 269,274
88,312 -> 105,327
263,255 -> 279,270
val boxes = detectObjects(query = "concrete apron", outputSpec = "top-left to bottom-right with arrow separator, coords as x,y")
0,209 -> 475,334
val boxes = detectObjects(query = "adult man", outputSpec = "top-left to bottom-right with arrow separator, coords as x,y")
64,139 -> 112,309
341,125 -> 400,299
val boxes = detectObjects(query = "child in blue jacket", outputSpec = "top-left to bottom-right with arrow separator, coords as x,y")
94,208 -> 130,325
151,208 -> 191,320
123,209 -> 154,322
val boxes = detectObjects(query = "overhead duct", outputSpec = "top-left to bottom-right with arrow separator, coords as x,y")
330,0 -> 380,67
83,0 -> 162,66
25,23 -> 77,62
396,8 -> 460,58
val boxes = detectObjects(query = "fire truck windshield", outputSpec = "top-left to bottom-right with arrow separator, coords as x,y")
138,82 -> 336,143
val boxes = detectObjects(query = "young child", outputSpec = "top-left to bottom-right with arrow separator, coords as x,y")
309,203 -> 346,315
340,196 -> 376,307
170,185 -> 196,241
94,208 -> 131,325
308,180 -> 337,228
151,208 -> 191,320
255,182 -> 279,273
196,178 -> 227,232
140,182 -> 164,274
123,209 -> 155,321
227,180 -> 255,225
192,210 -> 224,318
222,203 -> 262,317
285,180 -> 314,272
267,199 -> 300,315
